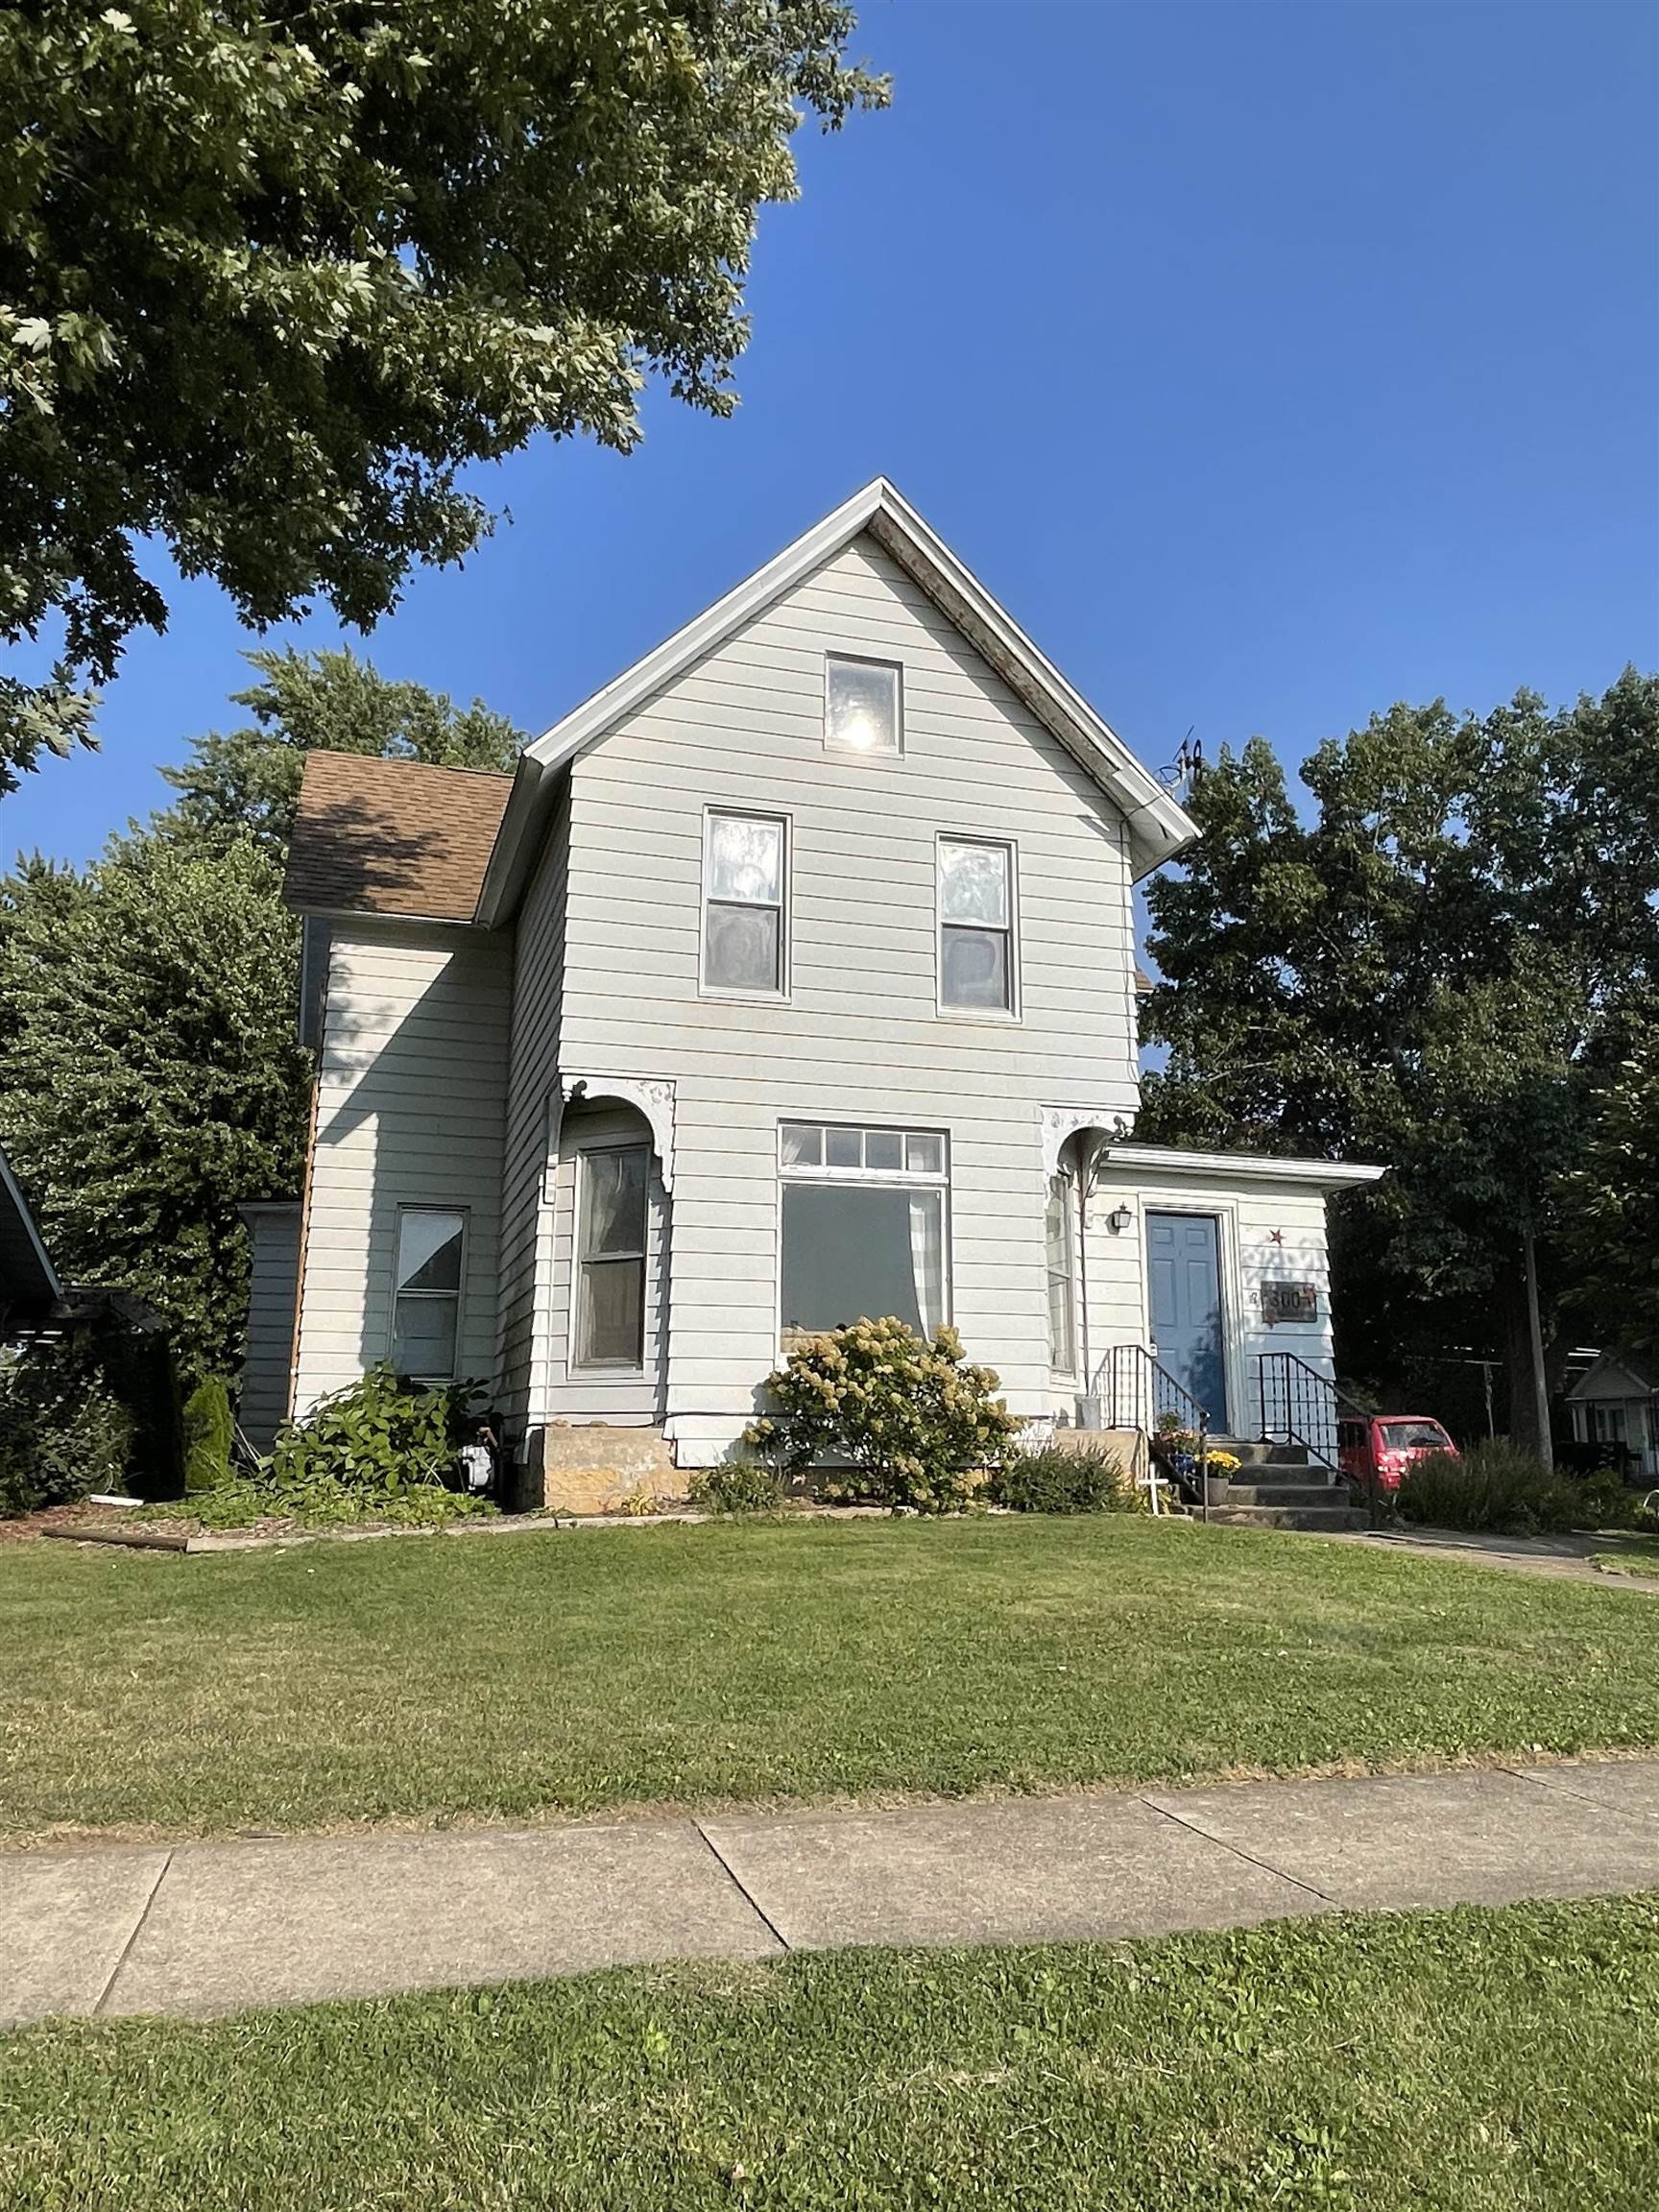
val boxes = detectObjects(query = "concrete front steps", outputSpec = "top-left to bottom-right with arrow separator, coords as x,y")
1197,1436 -> 1368,1532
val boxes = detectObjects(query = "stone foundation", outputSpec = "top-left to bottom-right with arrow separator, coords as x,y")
1053,1426 -> 1149,1483
519,1424 -> 687,1517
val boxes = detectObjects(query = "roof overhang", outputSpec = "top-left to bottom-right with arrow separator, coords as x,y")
476,478 -> 1197,927
0,1146 -> 64,1318
1096,1143 -> 1388,1190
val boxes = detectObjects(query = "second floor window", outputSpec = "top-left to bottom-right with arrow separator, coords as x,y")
938,836 -> 1016,1014
703,810 -> 786,996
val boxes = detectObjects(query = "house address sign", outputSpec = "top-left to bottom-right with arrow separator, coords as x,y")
1261,1281 -> 1319,1326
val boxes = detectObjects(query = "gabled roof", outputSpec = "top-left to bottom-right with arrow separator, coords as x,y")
285,752 -> 515,924
1568,1350 -> 1655,1403
0,1145 -> 64,1322
477,479 -> 1198,926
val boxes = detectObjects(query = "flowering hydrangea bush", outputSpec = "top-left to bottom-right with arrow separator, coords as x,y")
742,1316 -> 1020,1515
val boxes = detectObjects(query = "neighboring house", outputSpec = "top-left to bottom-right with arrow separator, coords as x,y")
0,1146 -> 67,1341
1566,1353 -> 1659,1479
258,480 -> 1381,1504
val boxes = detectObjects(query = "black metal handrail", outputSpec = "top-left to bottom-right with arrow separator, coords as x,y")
1094,1343 -> 1214,1521
1257,1350 -> 1386,1527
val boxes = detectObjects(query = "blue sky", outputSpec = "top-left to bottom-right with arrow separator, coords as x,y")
6,0 -> 1656,869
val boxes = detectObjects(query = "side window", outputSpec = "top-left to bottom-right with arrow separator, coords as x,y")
574,1145 -> 649,1367
703,811 -> 787,997
938,836 -> 1016,1014
393,1209 -> 466,1382
826,655 -> 902,755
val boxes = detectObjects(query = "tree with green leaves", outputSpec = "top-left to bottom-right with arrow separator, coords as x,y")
0,652 -> 527,1383
0,834 -> 310,1377
1560,1031 -> 1659,1376
158,645 -> 522,858
0,1 -> 887,784
1138,671 -> 1659,1460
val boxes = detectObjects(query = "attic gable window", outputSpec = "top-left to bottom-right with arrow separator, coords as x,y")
826,655 -> 902,756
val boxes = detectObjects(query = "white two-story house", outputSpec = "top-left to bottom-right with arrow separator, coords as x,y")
246,481 -> 1380,1505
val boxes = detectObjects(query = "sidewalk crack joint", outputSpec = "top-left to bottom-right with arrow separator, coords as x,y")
691,1820 -> 792,1953
95,1849 -> 173,2015
1139,1797 -> 1339,1907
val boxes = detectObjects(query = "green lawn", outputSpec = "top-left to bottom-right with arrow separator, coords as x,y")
5,1516 -> 1658,1842
1591,1531 -> 1659,1577
4,1895 -> 1656,2209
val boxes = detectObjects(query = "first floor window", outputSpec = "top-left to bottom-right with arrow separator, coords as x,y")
779,1122 -> 948,1346
575,1145 -> 649,1367
939,836 -> 1015,1012
704,810 -> 786,995
1046,1173 -> 1078,1377
393,1209 -> 465,1382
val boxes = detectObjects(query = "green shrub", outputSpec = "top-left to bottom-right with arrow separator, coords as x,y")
744,1317 -> 1019,1516
182,1376 -> 235,1492
266,1363 -> 473,1495
988,1440 -> 1142,1515
0,1342 -> 134,1515
686,1461 -> 787,1515
1398,1442 -> 1639,1536
161,1475 -> 492,1531
157,1363 -> 496,1527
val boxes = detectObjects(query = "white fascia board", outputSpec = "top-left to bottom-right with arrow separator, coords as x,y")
480,479 -> 1198,922
1100,1143 -> 1387,1190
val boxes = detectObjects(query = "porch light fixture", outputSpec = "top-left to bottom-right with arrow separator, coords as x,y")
1106,1204 -> 1134,1235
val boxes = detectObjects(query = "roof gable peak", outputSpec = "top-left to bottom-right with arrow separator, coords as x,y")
480,480 -> 1196,925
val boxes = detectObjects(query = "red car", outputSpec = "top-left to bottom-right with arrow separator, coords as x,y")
1337,1414 -> 1457,1493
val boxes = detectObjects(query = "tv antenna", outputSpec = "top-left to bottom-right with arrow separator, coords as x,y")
1159,728 -> 1202,794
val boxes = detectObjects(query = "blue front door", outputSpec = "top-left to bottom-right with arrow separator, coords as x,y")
1146,1212 -> 1228,1430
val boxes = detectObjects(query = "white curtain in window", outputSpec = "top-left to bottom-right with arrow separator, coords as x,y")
908,1192 -> 943,1337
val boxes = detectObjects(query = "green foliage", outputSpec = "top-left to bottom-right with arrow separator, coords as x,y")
0,1 -> 888,782
158,647 -> 523,860
0,653 -> 528,1387
744,1317 -> 1019,1515
170,1475 -> 493,1532
988,1441 -> 1142,1515
685,1461 -> 787,1515
1559,1025 -> 1659,1373
0,1342 -> 134,1515
181,1377 -> 234,1494
266,1363 -> 475,1496
0,834 -> 310,1379
161,1364 -> 493,1527
1397,1442 -> 1637,1537
1138,671 -> 1659,1431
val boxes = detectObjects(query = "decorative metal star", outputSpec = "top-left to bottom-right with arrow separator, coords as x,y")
1267,1229 -> 1285,1244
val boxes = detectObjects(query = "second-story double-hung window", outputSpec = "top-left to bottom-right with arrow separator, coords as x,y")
703,810 -> 787,997
938,836 -> 1017,1014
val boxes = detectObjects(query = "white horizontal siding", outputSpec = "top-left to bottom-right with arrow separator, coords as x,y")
292,921 -> 512,1413
553,533 -> 1140,1454
1082,1162 -> 1338,1442
495,795 -> 568,1435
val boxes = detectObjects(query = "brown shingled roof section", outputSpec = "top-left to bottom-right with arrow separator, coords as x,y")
284,752 -> 516,923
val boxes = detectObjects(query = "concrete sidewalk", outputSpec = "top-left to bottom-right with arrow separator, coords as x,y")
7,1758 -> 1659,2028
